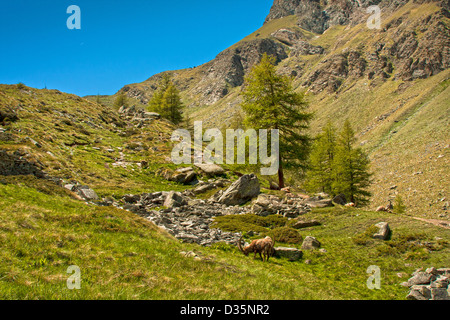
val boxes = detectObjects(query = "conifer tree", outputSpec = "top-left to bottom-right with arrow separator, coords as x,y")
305,121 -> 337,194
161,83 -> 184,125
241,53 -> 312,188
332,120 -> 372,205
148,74 -> 184,125
114,92 -> 128,109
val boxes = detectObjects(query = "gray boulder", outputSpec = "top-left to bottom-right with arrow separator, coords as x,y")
305,198 -> 333,208
373,222 -> 390,240
401,272 -> 436,287
291,219 -> 321,229
195,163 -> 225,176
431,288 -> 450,300
407,285 -> 432,300
332,194 -> 347,205
274,247 -> 303,261
164,191 -> 188,208
301,236 -> 321,250
75,185 -> 99,201
218,174 -> 260,206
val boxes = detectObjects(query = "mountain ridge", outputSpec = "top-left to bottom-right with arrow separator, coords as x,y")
102,0 -> 449,217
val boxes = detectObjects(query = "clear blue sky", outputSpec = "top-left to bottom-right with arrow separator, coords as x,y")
0,0 -> 273,96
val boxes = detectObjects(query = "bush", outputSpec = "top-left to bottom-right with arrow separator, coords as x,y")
352,225 -> 378,246
270,227 -> 303,244
393,195 -> 407,214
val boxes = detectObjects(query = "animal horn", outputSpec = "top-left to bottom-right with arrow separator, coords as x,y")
237,235 -> 244,253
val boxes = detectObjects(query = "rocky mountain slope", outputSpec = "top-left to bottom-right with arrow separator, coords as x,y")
109,0 -> 449,217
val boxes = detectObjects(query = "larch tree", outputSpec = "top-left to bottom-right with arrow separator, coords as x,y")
332,120 -> 372,205
148,74 -> 184,125
241,53 -> 312,188
305,121 -> 337,195
114,92 -> 128,109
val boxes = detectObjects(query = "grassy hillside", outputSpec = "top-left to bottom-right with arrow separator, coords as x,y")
1,176 -> 448,299
0,84 -> 188,198
1,0 -> 448,301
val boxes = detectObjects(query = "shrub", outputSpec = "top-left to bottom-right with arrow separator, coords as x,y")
393,195 -> 407,214
352,225 -> 378,246
270,227 -> 303,244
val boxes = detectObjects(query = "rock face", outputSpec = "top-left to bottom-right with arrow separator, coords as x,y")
264,0 -> 360,34
0,149 -> 46,178
117,0 -> 449,129
403,267 -> 450,300
218,174 -> 261,206
196,38 -> 288,105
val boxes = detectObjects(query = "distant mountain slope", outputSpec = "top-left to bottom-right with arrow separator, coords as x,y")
105,0 -> 449,217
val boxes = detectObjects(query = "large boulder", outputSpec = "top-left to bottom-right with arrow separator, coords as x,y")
195,163 -> 225,176
305,195 -> 333,208
218,174 -> 260,206
164,191 -> 188,208
401,272 -> 436,287
373,222 -> 391,240
291,219 -> 321,229
274,247 -> 303,261
171,167 -> 197,185
74,185 -> 99,201
332,194 -> 347,205
301,236 -> 321,250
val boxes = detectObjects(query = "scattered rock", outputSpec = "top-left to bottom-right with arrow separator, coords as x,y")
301,236 -> 321,250
305,198 -> 333,208
273,247 -> 303,261
163,191 -> 188,208
373,222 -> 391,240
291,219 -> 321,229
75,185 -> 99,201
218,174 -> 260,206
251,193 -> 310,218
332,194 -> 347,205
404,267 -> 450,300
195,163 -> 225,176
119,191 -> 247,246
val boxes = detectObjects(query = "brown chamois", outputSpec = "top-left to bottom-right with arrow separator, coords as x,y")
376,200 -> 393,213
237,236 -> 274,262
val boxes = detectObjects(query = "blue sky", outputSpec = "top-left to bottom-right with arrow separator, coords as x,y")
0,0 -> 273,96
